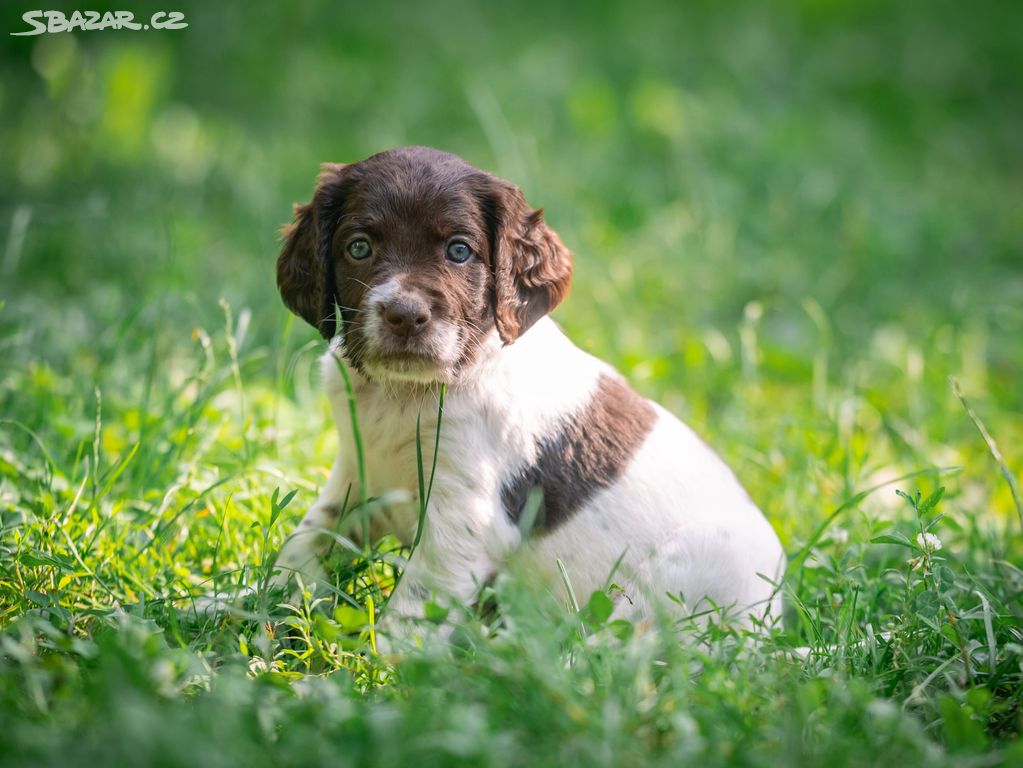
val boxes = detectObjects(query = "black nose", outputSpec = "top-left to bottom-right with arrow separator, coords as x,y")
381,297 -> 431,339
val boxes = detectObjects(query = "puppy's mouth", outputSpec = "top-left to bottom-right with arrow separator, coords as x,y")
362,348 -> 447,382
355,325 -> 462,383
351,283 -> 465,383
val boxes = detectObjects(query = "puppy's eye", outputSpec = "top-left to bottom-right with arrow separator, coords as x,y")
446,240 -> 473,264
347,238 -> 372,260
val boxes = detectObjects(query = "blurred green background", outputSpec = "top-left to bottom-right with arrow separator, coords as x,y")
3,0 -> 1022,525
1,0 -> 1022,536
3,0 -> 1021,377
2,1 -> 1023,764
2,0 -> 1022,545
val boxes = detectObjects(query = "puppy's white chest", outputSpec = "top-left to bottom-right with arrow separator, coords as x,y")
357,396 -> 429,496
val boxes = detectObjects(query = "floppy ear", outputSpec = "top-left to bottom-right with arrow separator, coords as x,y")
276,163 -> 350,338
484,179 -> 573,344
277,201 -> 321,331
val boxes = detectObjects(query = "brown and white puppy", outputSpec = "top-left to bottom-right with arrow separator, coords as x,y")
274,147 -> 784,642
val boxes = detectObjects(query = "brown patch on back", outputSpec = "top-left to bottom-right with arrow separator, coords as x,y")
502,373 -> 657,533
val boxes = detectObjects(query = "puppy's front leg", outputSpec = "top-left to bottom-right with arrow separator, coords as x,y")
272,453 -> 356,590
378,499 -> 503,648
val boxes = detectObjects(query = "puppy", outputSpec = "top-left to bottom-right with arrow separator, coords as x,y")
274,147 -> 784,641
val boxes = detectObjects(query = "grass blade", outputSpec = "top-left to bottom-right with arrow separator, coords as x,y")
951,377 -> 1023,532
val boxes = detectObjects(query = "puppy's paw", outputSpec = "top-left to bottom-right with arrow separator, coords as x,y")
186,586 -> 256,618
269,539 -> 330,599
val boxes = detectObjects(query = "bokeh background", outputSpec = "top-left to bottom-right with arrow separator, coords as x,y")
4,0 -> 1021,372
3,0 -> 1021,529
2,1 -> 1023,762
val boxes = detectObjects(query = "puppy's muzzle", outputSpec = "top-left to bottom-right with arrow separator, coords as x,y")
379,296 -> 431,340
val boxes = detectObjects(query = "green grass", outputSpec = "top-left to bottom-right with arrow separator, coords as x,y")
2,0 -> 1023,764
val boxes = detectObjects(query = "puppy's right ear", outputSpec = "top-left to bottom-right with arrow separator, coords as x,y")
277,163 -> 350,338
277,201 -> 321,331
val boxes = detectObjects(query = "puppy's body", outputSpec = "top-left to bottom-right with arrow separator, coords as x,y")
274,147 -> 784,638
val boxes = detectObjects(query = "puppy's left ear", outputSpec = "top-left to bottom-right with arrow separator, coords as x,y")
482,178 -> 573,344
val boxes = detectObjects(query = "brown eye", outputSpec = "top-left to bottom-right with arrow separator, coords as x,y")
347,238 -> 372,260
446,240 -> 473,263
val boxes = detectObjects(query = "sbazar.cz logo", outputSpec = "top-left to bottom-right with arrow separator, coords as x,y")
11,10 -> 188,35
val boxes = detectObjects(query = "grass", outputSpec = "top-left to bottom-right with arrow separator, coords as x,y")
2,0 -> 1023,764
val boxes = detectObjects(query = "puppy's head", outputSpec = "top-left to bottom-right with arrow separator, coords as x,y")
277,147 -> 572,383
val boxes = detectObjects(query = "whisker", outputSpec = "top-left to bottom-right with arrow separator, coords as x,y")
460,319 -> 488,336
334,303 -> 365,314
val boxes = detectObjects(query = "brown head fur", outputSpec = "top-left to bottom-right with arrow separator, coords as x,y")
276,147 -> 573,378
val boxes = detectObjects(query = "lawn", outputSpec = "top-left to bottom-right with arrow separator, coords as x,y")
2,0 -> 1022,765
